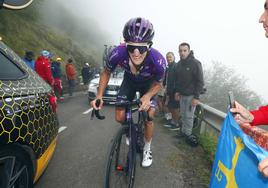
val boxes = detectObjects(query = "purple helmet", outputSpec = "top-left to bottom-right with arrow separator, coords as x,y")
123,17 -> 154,43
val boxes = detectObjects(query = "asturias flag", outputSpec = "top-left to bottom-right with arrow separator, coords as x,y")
209,112 -> 268,188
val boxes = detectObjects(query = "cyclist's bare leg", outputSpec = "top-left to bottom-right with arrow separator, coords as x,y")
142,107 -> 155,167
115,107 -> 125,123
144,107 -> 155,142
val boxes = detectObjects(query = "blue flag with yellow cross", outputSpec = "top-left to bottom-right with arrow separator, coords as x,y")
209,112 -> 268,188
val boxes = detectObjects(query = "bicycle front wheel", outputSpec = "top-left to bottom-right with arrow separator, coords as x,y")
104,126 -> 136,188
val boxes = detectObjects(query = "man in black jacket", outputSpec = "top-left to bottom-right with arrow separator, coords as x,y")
174,42 -> 204,146
163,52 -> 180,130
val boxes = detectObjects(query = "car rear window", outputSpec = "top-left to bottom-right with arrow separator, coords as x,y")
0,52 -> 25,80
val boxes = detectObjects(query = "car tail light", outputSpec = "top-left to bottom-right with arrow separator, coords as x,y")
48,93 -> 57,113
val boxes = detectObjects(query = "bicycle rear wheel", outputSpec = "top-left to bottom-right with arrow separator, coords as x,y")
104,126 -> 136,188
193,104 -> 204,130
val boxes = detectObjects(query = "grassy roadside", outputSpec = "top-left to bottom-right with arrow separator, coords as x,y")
168,140 -> 212,187
156,116 -> 217,187
199,133 -> 218,166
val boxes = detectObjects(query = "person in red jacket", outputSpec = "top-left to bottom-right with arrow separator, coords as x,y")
35,50 -> 54,86
230,103 -> 268,126
231,0 -> 268,177
65,58 -> 77,96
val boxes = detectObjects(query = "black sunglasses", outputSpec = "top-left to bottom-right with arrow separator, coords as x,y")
126,44 -> 149,54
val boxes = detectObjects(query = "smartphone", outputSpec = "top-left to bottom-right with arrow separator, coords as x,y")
228,91 -> 236,108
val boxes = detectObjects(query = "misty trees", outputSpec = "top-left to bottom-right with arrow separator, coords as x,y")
201,61 -> 262,112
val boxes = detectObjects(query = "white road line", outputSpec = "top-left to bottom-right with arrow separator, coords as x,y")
83,108 -> 93,114
58,126 -> 67,133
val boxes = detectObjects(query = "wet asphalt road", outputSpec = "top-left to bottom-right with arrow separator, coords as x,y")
34,92 -> 208,188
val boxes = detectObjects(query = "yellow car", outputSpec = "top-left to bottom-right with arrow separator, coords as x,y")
0,40 -> 59,187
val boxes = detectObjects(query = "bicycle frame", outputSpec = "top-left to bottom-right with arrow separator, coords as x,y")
93,99 -> 148,188
124,104 -> 145,177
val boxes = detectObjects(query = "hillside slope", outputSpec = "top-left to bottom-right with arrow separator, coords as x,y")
0,1 -> 102,70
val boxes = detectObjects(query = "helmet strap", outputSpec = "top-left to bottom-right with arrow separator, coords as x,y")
148,41 -> 153,48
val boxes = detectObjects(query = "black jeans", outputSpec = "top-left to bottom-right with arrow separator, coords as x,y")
68,79 -> 76,96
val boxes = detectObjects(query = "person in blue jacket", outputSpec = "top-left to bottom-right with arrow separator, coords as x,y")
23,51 -> 35,70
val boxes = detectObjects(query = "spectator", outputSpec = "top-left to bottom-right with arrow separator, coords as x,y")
163,52 -> 180,131
65,58 -> 76,96
23,51 -> 35,70
230,0 -> 268,177
35,50 -> 54,86
156,85 -> 167,117
81,63 -> 91,91
51,57 -> 64,101
174,43 -> 204,146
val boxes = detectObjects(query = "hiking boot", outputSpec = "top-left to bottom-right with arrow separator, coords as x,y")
185,134 -> 199,147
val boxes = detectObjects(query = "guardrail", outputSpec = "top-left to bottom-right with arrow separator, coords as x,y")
198,103 -> 226,136
197,103 -> 268,151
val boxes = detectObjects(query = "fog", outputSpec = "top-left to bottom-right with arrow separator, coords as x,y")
41,0 -> 268,102
38,0 -> 111,55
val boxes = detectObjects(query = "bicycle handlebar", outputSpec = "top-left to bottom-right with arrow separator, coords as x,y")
116,99 -> 153,121
115,99 -> 141,107
91,99 -> 153,121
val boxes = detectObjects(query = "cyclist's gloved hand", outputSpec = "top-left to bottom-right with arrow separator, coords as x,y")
139,95 -> 151,111
91,98 -> 103,110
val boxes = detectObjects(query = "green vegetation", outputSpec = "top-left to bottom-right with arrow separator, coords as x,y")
167,133 -> 218,187
0,1 -> 101,71
156,114 -> 218,186
199,133 -> 218,165
155,116 -> 212,187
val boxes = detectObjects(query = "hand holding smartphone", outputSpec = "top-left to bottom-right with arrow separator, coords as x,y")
228,91 -> 236,108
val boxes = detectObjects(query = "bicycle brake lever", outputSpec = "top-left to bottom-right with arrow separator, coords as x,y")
90,109 -> 95,120
93,99 -> 105,120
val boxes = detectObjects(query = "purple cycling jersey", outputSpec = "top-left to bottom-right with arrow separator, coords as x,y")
106,44 -> 166,82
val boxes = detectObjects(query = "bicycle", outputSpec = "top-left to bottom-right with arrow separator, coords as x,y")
91,99 -> 151,188
193,104 -> 204,130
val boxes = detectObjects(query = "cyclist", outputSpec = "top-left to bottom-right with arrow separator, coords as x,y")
91,17 -> 166,167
